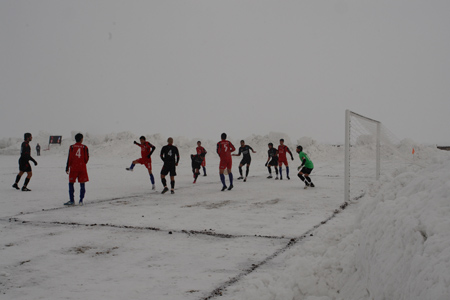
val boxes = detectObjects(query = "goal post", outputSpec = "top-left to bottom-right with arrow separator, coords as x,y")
345,110 -> 381,202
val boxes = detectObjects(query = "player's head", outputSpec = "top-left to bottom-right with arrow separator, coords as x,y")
75,133 -> 83,143
24,132 -> 32,141
296,145 -> 303,153
139,136 -> 146,141
167,137 -> 173,145
221,133 -> 227,140
280,139 -> 284,145
268,143 -> 273,148
197,141 -> 201,146
240,140 -> 245,146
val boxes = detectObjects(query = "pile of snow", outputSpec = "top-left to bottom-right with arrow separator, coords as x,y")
226,153 -> 450,300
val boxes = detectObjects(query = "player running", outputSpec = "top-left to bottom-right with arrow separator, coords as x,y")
232,140 -> 256,182
196,141 -> 207,176
265,142 -> 279,179
160,137 -> 180,194
277,139 -> 294,180
65,133 -> 89,205
126,136 -> 156,190
12,133 -> 37,191
217,133 -> 236,191
296,145 -> 315,189
191,152 -> 206,183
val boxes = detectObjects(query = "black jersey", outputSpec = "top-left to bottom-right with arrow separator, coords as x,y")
268,148 -> 278,159
20,141 -> 36,164
160,145 -> 180,165
237,145 -> 254,160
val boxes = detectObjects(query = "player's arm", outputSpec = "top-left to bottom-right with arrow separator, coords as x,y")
230,142 -> 236,152
65,147 -> 72,174
250,146 -> 256,153
298,155 -> 306,170
148,144 -> 156,158
30,156 -> 37,166
232,147 -> 242,157
85,146 -> 90,164
133,141 -> 141,146
175,147 -> 180,165
287,147 -> 294,160
203,148 -> 207,155
216,143 -> 220,156
160,147 -> 165,161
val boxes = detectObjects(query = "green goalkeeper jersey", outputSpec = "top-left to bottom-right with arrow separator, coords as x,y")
299,151 -> 314,169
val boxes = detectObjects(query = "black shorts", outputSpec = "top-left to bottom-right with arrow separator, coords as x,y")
240,157 -> 251,166
19,159 -> 32,172
268,158 -> 278,167
192,161 -> 201,170
161,163 -> 177,176
300,167 -> 313,175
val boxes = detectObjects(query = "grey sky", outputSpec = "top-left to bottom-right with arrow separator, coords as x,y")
1,0 -> 449,144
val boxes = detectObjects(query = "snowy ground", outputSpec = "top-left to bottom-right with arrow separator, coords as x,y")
1,133 -> 449,300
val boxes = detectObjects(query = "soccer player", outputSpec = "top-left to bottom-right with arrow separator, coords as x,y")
265,143 -> 279,179
296,145 -> 315,189
65,133 -> 89,205
277,139 -> 294,180
12,133 -> 37,191
232,140 -> 256,182
160,137 -> 180,194
196,141 -> 208,176
191,152 -> 205,183
36,143 -> 41,156
126,136 -> 156,190
217,133 -> 236,191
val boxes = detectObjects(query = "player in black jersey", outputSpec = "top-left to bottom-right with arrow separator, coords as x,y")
265,143 -> 279,179
232,140 -> 256,182
191,152 -> 205,183
12,133 -> 38,191
160,137 -> 180,194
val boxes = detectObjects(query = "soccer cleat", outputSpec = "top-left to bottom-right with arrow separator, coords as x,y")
237,176 -> 244,180
280,177 -> 283,180
267,175 -> 272,179
310,183 -> 315,187
275,176 -> 279,180
221,186 -> 227,191
243,178 -> 247,182
64,201 -> 75,206
21,187 -> 31,192
287,176 -> 290,180
171,190 -> 175,194
125,168 -> 133,171
12,183 -> 20,190
227,184 -> 233,191
79,200 -> 83,206
193,179 -> 197,184
161,187 -> 169,194
203,174 -> 207,176
304,186 -> 308,189
152,184 -> 156,190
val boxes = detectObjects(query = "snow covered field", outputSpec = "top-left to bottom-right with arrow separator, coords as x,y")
1,132 -> 449,300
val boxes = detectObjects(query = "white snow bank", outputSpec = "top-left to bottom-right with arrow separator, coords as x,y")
225,155 -> 450,300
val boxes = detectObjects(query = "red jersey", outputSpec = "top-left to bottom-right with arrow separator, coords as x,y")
196,146 -> 207,156
277,145 -> 292,159
139,141 -> 154,159
66,143 -> 89,172
217,140 -> 235,159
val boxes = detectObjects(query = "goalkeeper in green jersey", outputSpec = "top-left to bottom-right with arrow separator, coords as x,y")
296,145 -> 315,189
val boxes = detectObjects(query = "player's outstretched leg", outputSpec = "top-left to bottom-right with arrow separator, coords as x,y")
126,163 -> 135,171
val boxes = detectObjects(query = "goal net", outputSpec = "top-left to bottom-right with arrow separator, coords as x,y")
344,110 -> 414,202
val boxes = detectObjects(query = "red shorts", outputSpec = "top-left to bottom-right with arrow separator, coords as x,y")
219,157 -> 232,170
278,157 -> 289,167
136,158 -> 152,170
69,170 -> 89,183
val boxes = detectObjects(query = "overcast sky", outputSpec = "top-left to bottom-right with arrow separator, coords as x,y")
1,0 -> 449,145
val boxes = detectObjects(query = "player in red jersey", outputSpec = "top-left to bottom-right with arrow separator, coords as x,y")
217,133 -> 236,191
196,141 -> 207,176
65,133 -> 89,205
126,136 -> 156,190
277,139 -> 294,180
